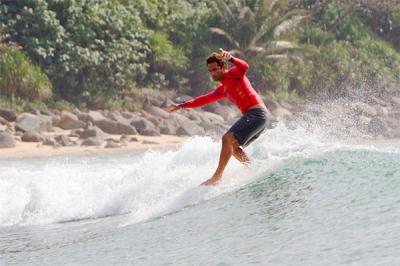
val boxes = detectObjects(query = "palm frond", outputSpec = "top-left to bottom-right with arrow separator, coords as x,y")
209,27 -> 240,49
251,9 -> 308,46
210,0 -> 234,24
273,15 -> 307,37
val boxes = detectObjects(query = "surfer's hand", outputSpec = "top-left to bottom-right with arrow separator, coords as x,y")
218,48 -> 232,61
166,103 -> 180,113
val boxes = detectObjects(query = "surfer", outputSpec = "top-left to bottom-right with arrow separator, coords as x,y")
166,48 -> 268,186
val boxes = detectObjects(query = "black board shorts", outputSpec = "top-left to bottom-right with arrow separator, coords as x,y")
228,108 -> 268,148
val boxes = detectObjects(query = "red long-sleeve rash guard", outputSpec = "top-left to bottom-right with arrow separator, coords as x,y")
181,57 -> 263,114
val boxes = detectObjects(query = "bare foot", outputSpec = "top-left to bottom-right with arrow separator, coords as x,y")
201,176 -> 220,186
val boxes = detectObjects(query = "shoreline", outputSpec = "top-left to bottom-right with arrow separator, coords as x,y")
0,134 -> 189,159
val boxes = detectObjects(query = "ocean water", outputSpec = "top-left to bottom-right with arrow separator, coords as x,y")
1,123 -> 400,265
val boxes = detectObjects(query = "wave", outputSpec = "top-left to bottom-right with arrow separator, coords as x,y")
1,122 -> 398,227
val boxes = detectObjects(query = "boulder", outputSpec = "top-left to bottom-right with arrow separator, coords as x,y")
144,106 -> 170,119
0,108 -> 17,122
104,139 -> 122,148
15,113 -> 52,132
120,135 -> 138,142
77,125 -> 107,140
42,137 -> 57,147
140,111 -> 163,126
21,131 -> 45,142
141,128 -> 161,136
81,137 -> 103,146
59,111 -> 86,130
160,99 -> 174,109
176,120 -> 205,136
0,116 -> 9,125
95,119 -> 138,135
107,111 -> 131,124
54,135 -> 74,146
201,111 -> 225,124
142,140 -> 159,145
159,119 -> 179,135
130,117 -> 159,135
0,132 -> 16,148
87,110 -> 107,123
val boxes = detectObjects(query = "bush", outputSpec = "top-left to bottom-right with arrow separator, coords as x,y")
0,46 -> 52,104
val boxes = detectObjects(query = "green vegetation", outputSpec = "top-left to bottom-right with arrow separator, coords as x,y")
0,0 -> 399,111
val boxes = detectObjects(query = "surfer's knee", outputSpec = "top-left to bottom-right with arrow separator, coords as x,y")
222,132 -> 238,146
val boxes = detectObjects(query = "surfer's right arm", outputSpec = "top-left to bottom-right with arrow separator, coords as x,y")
166,85 -> 225,112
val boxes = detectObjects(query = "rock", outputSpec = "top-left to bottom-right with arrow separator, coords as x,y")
5,125 -> 15,135
213,106 -> 239,122
176,120 -> 205,136
0,108 -> 17,122
368,118 -> 388,135
120,135 -> 138,142
186,110 -> 203,123
159,119 -> 179,135
104,140 -> 122,148
130,117 -> 159,135
15,113 -> 52,132
39,109 -> 54,116
81,137 -> 103,146
175,95 -> 193,103
42,137 -> 57,146
77,125 -> 107,140
0,116 -> 10,125
121,112 -> 136,120
202,102 -> 222,113
201,111 -> 225,124
144,106 -> 170,119
141,111 -> 163,126
200,121 -> 229,135
95,119 -> 138,135
0,132 -> 16,148
141,128 -> 161,136
160,99 -> 174,109
107,111 -> 131,124
54,135 -> 74,146
142,140 -> 159,145
87,110 -> 107,123
59,111 -> 86,130
21,131 -> 45,142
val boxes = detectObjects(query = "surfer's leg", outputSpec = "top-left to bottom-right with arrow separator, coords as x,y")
233,146 -> 251,165
201,132 -> 236,185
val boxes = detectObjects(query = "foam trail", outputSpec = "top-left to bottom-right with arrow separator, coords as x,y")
0,122 -> 350,227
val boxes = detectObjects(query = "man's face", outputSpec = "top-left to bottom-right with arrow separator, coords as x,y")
207,62 -> 225,81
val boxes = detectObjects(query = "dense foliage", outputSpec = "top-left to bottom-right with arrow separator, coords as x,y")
0,0 -> 399,110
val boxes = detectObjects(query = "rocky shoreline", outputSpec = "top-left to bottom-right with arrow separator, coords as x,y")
1,90 -> 400,155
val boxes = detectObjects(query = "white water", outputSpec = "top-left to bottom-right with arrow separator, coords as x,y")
0,123 -> 344,227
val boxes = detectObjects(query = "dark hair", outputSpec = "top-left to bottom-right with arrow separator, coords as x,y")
206,52 -> 227,68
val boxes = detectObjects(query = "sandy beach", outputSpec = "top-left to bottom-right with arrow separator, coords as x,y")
0,134 -> 189,158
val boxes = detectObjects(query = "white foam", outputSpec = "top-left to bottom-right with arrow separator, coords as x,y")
0,123 -> 344,227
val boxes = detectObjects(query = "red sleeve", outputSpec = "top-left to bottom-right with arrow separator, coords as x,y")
228,57 -> 249,78
182,85 -> 225,109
